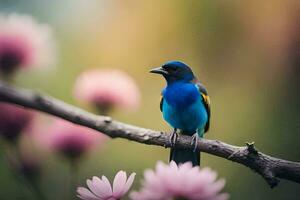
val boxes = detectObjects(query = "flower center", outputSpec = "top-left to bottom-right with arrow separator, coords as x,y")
0,49 -> 24,74
174,197 -> 189,200
95,102 -> 113,115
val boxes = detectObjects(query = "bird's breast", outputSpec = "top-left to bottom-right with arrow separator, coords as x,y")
162,83 -> 208,133
163,83 -> 199,109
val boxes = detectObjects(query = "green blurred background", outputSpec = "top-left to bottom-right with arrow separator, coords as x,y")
0,0 -> 300,199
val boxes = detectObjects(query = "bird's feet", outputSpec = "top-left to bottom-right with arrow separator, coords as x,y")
169,129 -> 178,147
191,133 -> 200,152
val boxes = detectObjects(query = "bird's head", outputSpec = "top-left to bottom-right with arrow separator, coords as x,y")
150,61 -> 195,83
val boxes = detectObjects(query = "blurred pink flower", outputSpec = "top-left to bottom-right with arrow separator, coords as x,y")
74,69 -> 140,113
43,119 -> 107,160
0,103 -> 34,142
77,170 -> 136,200
0,13 -> 55,74
130,161 -> 229,200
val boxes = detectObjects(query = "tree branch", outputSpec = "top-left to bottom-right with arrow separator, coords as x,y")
0,81 -> 299,188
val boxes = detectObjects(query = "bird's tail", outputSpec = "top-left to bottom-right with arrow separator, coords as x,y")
169,129 -> 203,166
169,148 -> 200,166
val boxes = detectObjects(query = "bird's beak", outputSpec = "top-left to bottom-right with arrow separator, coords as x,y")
149,67 -> 168,75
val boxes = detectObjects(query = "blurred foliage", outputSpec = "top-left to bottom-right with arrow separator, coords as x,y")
0,0 -> 300,199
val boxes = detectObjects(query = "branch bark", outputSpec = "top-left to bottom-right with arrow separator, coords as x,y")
0,81 -> 299,188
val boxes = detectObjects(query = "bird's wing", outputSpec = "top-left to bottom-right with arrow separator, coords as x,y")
195,81 -> 211,133
160,96 -> 164,112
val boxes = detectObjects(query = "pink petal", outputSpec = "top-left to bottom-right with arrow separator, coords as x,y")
156,161 -> 168,176
211,193 -> 230,200
107,198 -> 117,200
90,176 -> 112,198
179,162 -> 193,171
86,178 -> 105,198
100,175 -> 113,197
77,195 -> 85,199
143,170 -> 161,190
122,172 -> 136,194
200,168 -> 217,183
169,161 -> 178,170
129,191 -> 140,200
77,187 -> 99,200
112,171 -> 127,197
210,179 -> 226,194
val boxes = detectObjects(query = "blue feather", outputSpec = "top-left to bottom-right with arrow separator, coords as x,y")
162,82 -> 208,136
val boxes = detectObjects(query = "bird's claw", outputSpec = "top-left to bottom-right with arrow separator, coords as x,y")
191,133 -> 199,152
169,129 -> 178,147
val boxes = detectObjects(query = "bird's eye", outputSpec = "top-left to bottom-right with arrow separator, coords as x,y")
168,67 -> 178,72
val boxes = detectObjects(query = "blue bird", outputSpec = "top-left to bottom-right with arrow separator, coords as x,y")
150,61 -> 210,166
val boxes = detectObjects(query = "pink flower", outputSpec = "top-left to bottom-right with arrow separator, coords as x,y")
0,103 -> 34,142
77,170 -> 136,200
44,119 -> 107,160
74,69 -> 140,113
130,161 -> 229,200
0,13 -> 55,75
